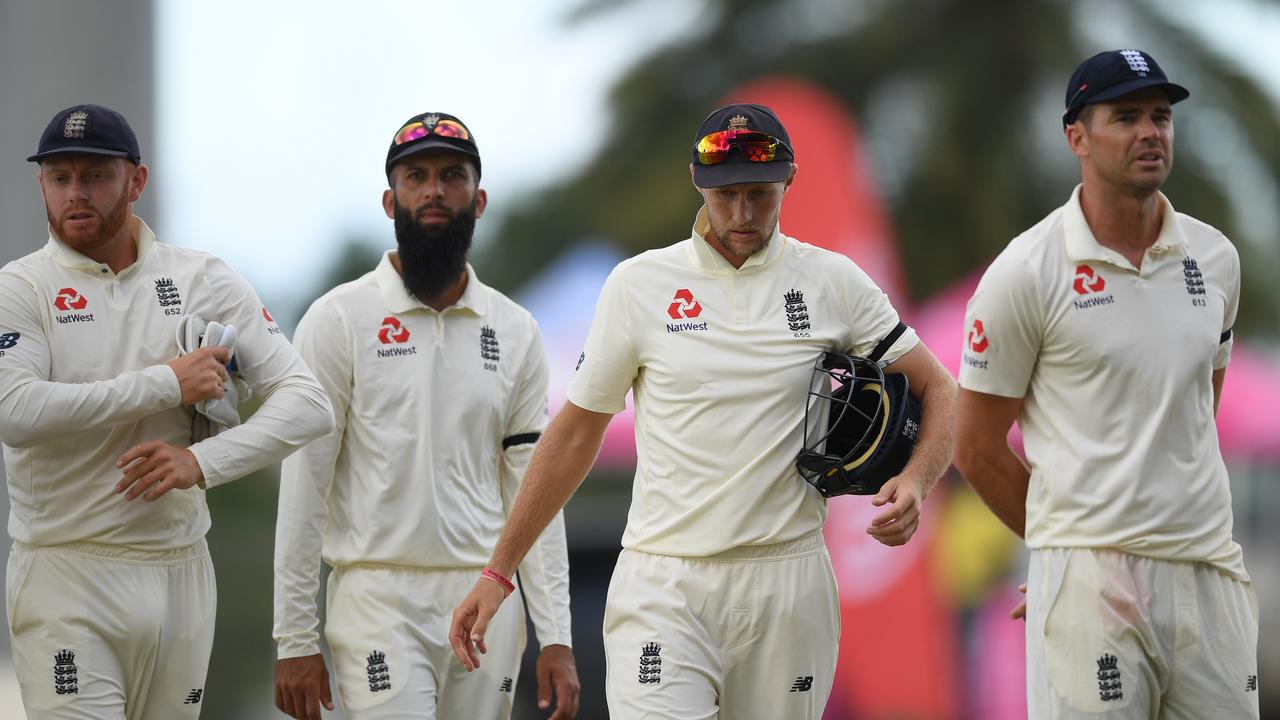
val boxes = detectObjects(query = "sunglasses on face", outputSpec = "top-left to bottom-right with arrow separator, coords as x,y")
694,129 -> 791,165
393,119 -> 471,146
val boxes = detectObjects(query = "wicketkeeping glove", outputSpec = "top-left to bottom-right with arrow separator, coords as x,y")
175,314 -> 251,440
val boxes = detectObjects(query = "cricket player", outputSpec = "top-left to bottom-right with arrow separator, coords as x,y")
0,103 -> 334,719
450,103 -> 956,719
953,50 -> 1260,718
273,111 -> 578,720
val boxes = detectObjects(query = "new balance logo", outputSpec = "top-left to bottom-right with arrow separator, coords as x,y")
367,650 -> 391,692
53,649 -> 78,695
790,676 -> 813,692
638,642 -> 662,685
155,277 -> 182,307
499,677 -> 513,693
0,332 -> 19,350
1096,653 -> 1122,702
1246,675 -> 1258,692
183,688 -> 203,704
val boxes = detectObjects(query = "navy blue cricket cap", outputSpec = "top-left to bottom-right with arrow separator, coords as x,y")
27,104 -> 141,164
385,111 -> 481,179
1063,49 -> 1189,127
691,103 -> 795,188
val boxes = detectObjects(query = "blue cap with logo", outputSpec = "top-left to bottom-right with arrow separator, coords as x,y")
385,111 -> 481,179
27,104 -> 141,164
1063,49 -> 1189,127
691,103 -> 795,188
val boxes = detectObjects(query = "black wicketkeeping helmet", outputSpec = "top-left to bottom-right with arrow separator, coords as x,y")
796,350 -> 921,497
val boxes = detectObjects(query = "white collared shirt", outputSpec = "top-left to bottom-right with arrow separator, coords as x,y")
959,185 -> 1246,579
0,218 -> 333,549
567,208 -> 918,557
274,252 -> 571,659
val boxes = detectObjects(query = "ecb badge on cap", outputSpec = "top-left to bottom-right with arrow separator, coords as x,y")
1062,49 -> 1189,126
690,103 -> 795,188
27,103 -> 142,164
63,111 -> 89,139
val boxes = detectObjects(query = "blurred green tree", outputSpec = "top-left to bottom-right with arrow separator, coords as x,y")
474,0 -> 1280,338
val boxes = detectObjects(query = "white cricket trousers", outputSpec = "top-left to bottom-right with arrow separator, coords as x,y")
603,531 -> 840,720
6,539 -> 216,719
1027,548 -> 1260,719
324,564 -> 527,719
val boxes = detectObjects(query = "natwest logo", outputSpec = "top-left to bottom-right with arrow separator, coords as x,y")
262,307 -> 282,334
667,289 -> 702,320
54,287 -> 87,311
377,316 -> 410,344
967,319 -> 989,353
1072,265 -> 1106,295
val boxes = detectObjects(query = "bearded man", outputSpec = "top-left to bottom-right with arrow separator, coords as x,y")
272,112 -> 579,720
0,103 -> 333,719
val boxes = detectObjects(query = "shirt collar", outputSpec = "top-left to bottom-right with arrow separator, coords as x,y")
44,216 -> 155,276
374,250 -> 487,316
1063,184 -> 1188,265
687,206 -> 785,273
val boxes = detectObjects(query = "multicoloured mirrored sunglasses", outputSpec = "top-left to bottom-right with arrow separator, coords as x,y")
393,119 -> 471,146
694,129 -> 790,165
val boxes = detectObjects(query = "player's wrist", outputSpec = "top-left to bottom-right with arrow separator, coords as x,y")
480,567 -> 515,598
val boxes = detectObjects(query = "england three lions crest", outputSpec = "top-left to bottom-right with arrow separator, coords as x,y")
784,289 -> 811,337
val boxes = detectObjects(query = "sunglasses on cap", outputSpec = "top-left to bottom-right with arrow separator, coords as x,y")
694,129 -> 791,165
393,118 -> 471,146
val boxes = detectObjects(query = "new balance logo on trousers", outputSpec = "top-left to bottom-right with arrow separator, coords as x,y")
790,676 -> 813,692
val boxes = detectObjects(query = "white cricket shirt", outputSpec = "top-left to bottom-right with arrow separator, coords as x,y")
0,218 -> 333,550
567,207 -> 918,557
959,186 -> 1246,579
274,252 -> 572,658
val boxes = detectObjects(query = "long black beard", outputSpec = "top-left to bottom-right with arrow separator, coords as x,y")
393,199 -> 477,301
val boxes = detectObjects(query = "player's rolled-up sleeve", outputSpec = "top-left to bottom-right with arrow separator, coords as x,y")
0,270 -> 181,448
566,265 -> 639,414
500,321 -> 572,647
274,298 -> 351,659
958,251 -> 1043,398
186,257 -> 333,488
